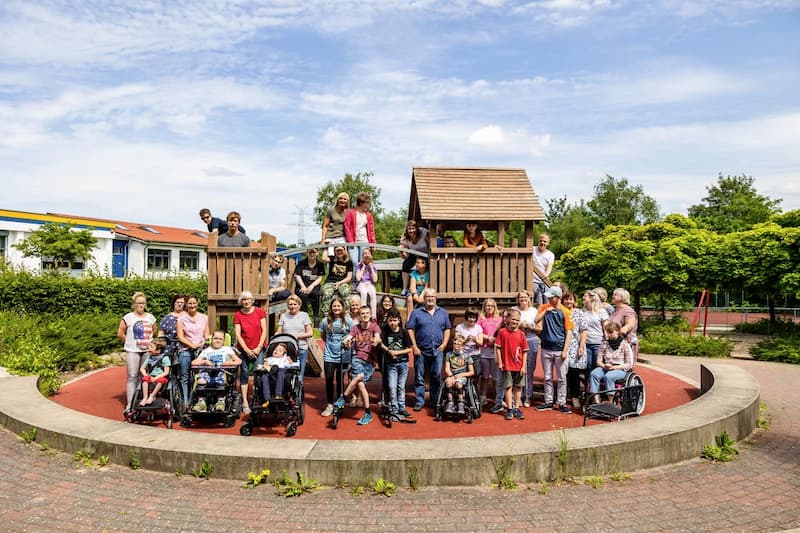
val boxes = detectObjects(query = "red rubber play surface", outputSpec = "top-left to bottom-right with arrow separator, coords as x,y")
51,362 -> 696,440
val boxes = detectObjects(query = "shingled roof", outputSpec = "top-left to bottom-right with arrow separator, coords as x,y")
408,167 -> 546,223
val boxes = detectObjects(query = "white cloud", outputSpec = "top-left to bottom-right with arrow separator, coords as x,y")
468,125 -> 506,145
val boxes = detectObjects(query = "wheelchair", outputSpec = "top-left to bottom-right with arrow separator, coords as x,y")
433,375 -> 482,424
582,370 -> 645,425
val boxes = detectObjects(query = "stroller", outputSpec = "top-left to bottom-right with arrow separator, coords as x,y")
239,333 -> 305,437
125,341 -> 181,429
180,347 -> 241,429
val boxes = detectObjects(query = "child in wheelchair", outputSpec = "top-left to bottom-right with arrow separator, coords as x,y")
442,334 -> 475,415
190,329 -> 241,412
139,337 -> 171,406
588,322 -> 634,404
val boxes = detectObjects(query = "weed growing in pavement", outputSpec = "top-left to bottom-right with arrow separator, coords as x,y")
128,450 -> 140,470
350,483 -> 366,496
73,449 -> 95,467
192,460 -> 214,480
583,475 -> 605,489
702,432 -> 739,462
175,468 -> 184,477
538,481 -> 550,495
370,478 -> 396,497
97,455 -> 110,467
757,403 -> 770,430
407,464 -> 420,491
19,427 -> 37,444
273,470 -> 320,498
491,456 -> 518,490
609,470 -> 631,483
556,430 -> 569,481
243,469 -> 271,489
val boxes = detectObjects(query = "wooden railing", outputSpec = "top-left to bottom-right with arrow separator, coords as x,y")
429,246 -> 534,301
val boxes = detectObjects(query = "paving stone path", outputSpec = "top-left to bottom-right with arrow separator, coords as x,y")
1,355 -> 798,532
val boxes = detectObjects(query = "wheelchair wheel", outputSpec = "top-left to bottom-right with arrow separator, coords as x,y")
166,419 -> 173,429
467,380 -> 482,419
224,415 -> 236,428
286,421 -> 297,437
625,372 -> 646,415
240,422 -> 253,436
180,415 -> 192,428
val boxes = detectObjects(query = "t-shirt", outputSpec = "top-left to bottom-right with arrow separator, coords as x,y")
122,312 -> 156,352
269,267 -> 286,290
218,232 -> 251,247
197,345 -> 237,366
207,217 -> 245,235
294,258 -> 326,289
178,313 -> 209,348
495,328 -> 528,372
349,321 -> 381,363
581,309 -> 610,345
446,351 -> 474,376
455,322 -> 482,357
478,315 -> 503,359
326,258 -> 353,284
320,316 -> 355,363
355,211 -> 368,243
325,206 -> 346,240
610,305 -> 639,344
381,326 -> 412,364
279,311 -> 312,349
514,306 -> 538,339
356,261 -> 377,285
158,313 -> 181,344
400,227 -> 430,254
533,247 -> 555,283
142,354 -> 171,378
538,303 -> 574,351
409,269 -> 429,295
234,307 -> 267,351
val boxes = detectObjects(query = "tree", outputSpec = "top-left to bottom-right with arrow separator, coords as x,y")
772,209 -> 800,228
543,196 -> 596,257
688,174 -> 781,233
587,175 -> 660,229
313,171 -> 383,227
14,223 -> 98,270
374,208 -> 408,252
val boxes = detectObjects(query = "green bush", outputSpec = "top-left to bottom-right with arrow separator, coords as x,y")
638,315 -> 691,335
734,319 -> 800,336
750,337 -> 800,364
640,330 -> 733,357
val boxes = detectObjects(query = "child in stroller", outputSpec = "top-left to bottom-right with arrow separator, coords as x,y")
256,341 -> 298,405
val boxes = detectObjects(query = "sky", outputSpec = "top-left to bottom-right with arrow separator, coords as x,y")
1,0 -> 799,244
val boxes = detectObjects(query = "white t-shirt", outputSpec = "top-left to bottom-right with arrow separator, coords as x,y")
122,312 -> 156,353
197,345 -> 237,365
455,322 -> 483,357
533,247 -> 555,283
355,211 -> 368,243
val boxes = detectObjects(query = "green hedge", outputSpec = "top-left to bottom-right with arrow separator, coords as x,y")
750,337 -> 800,364
0,267 -> 207,317
640,328 -> 733,358
734,319 -> 800,336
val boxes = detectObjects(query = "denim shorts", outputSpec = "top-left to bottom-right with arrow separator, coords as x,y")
349,357 -> 374,383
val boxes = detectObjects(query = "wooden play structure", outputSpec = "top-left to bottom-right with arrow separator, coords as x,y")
206,166 -> 547,325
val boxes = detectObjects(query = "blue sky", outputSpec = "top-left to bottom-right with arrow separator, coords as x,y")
1,1 -> 798,244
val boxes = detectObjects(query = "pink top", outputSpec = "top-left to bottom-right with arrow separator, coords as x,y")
478,315 -> 504,358
179,313 -> 209,348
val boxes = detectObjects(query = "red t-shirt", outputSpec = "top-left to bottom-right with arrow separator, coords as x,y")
234,307 -> 267,351
494,328 -> 528,372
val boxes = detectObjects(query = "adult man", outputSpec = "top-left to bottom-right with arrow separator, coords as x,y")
199,208 -> 245,235
532,232 -> 555,306
406,288 -> 451,411
293,248 -> 326,322
217,211 -> 251,247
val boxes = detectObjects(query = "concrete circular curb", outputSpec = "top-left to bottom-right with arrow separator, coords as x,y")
0,363 -> 759,486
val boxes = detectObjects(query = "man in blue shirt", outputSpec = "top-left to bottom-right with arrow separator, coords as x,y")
407,288 -> 451,411
199,208 -> 246,235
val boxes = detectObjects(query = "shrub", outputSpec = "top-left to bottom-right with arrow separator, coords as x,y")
750,337 -> 800,364
734,319 -> 800,336
639,330 -> 732,357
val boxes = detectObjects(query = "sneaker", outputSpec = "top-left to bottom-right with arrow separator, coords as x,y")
504,409 -> 514,420
535,403 -> 554,411
445,401 -> 455,414
321,404 -> 334,417
357,411 -> 373,425
513,408 -> 525,420
572,398 -> 582,410
333,396 -> 346,409
261,400 -> 271,408
457,402 -> 466,415
490,403 -> 506,414
399,409 -> 413,418
400,288 -> 410,297
193,399 -> 207,412
214,399 -> 226,412
413,403 -> 424,412
558,404 -> 572,414
392,411 -> 406,422
523,398 -> 531,408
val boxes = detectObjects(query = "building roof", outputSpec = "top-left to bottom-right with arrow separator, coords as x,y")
50,213 -> 209,246
408,167 -> 546,223
0,209 -> 115,231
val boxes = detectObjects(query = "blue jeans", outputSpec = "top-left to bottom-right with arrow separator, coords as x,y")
585,343 -> 601,370
386,361 -> 409,412
179,350 -> 193,406
589,367 -> 628,393
296,347 -> 308,384
414,351 -> 442,408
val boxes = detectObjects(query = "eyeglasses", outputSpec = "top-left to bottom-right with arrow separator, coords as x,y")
201,216 -> 211,221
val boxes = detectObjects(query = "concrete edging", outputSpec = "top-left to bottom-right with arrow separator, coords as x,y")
0,363 -> 759,486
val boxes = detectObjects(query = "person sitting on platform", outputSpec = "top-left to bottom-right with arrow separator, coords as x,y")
320,245 -> 353,317
267,254 -> 291,302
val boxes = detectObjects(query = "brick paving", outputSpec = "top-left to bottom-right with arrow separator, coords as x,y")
1,355 -> 799,532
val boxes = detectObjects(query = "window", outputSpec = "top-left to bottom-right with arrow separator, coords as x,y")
179,250 -> 199,271
0,231 -> 7,260
147,249 -> 171,271
41,257 -> 85,270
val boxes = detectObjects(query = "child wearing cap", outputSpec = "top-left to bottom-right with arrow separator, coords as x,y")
534,286 -> 574,413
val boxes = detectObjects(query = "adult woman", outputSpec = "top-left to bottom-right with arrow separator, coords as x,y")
562,291 -> 586,410
477,298 -> 504,409
578,290 -> 609,371
376,294 -> 398,328
157,293 -> 186,348
176,295 -> 210,408
234,290 -> 267,415
610,288 -> 639,362
514,290 -> 539,408
399,220 -> 429,297
319,245 -> 353,317
117,292 -> 156,414
277,294 -> 314,383
321,192 -> 349,257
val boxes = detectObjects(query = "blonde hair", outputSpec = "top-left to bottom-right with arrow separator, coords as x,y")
613,288 -> 631,305
131,292 -> 146,310
286,294 -> 302,306
481,298 -> 498,318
